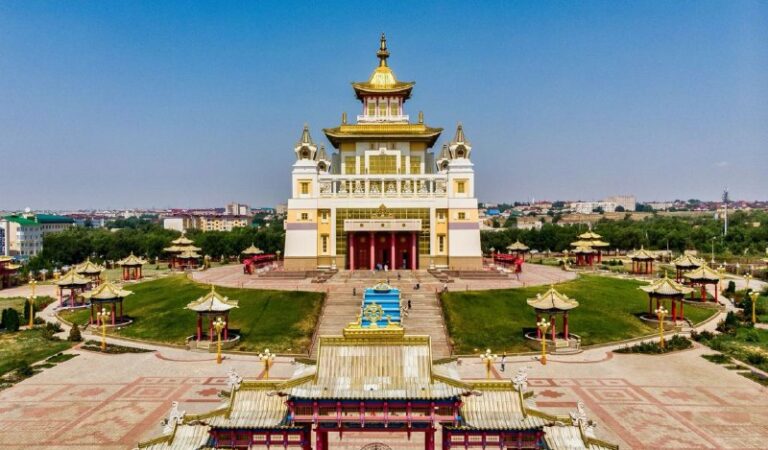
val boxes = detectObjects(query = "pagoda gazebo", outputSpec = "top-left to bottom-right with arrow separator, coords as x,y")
684,265 -> 722,303
628,246 -> 656,275
186,286 -> 240,351
54,269 -> 91,307
639,274 -> 693,323
573,231 -> 610,262
164,234 -> 202,270
117,252 -> 147,281
571,245 -> 596,267
507,240 -> 530,259
526,286 -> 580,344
672,254 -> 703,282
0,256 -> 20,290
82,281 -> 133,326
74,258 -> 105,288
241,243 -> 263,260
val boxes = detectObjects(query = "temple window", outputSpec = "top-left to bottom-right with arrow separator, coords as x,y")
369,155 -> 397,174
300,182 -> 310,195
438,235 -> 445,252
390,99 -> 399,115
458,212 -> 466,220
378,99 -> 387,116
457,181 -> 466,194
367,100 -> 375,116
300,212 -> 309,221
321,234 -> 329,253
344,157 -> 356,174
409,156 -> 421,174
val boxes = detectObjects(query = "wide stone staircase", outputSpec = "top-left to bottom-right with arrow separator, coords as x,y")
311,270 -> 451,358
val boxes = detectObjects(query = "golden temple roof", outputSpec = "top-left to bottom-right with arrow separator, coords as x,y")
628,246 -> 655,261
323,123 -> 443,149
683,265 -> 721,281
139,423 -> 211,450
186,286 -> 239,313
203,381 -> 290,429
82,281 -> 133,300
117,252 -> 147,266
578,231 -> 603,240
527,287 -> 580,311
507,240 -> 530,251
0,256 -> 13,263
171,234 -> 195,246
461,387 -> 547,430
351,33 -> 415,100
571,246 -> 596,254
639,274 -> 693,296
74,258 -> 105,275
55,269 -> 91,286
241,243 -> 264,255
672,254 -> 705,268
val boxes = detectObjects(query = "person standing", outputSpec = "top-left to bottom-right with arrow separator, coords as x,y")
500,352 -> 506,372
407,299 -> 412,310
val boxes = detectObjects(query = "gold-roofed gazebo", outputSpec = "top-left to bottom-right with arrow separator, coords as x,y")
571,245 -> 596,267
628,246 -> 656,275
527,286 -> 580,342
164,233 -> 202,270
74,258 -> 105,287
82,281 -> 133,326
672,254 -> 704,281
54,269 -> 91,307
684,265 -> 722,303
506,240 -> 530,257
240,243 -> 264,257
571,231 -> 610,264
639,274 -> 694,322
185,285 -> 239,344
116,252 -> 148,281
0,256 -> 20,290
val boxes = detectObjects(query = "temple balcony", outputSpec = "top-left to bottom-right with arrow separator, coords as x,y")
318,174 -> 448,198
356,114 -> 410,123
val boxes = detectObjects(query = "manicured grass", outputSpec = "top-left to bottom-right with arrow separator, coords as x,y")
60,275 -> 324,353
0,296 -> 55,318
0,329 -> 73,376
441,275 -> 717,354
697,326 -> 768,373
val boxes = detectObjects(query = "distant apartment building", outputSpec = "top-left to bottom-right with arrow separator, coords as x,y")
571,201 -> 618,214
163,214 -> 250,232
0,213 -> 74,257
275,203 -> 287,216
163,216 -> 196,232
225,202 -> 251,216
647,201 -> 674,211
516,216 -> 543,230
604,195 -> 636,212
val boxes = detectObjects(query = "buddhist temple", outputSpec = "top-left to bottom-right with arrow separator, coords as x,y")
117,252 -> 147,280
628,246 -> 655,275
164,233 -> 202,269
82,280 -> 133,326
186,285 -> 239,349
73,258 -> 105,287
683,265 -> 722,303
527,286 -> 580,344
671,254 -> 704,282
283,34 -> 482,272
639,274 -> 693,322
0,256 -> 20,289
54,269 -> 91,307
138,307 -> 617,450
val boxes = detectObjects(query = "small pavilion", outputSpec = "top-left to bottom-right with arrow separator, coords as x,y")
164,234 -> 202,270
628,246 -> 656,275
527,286 -> 580,342
639,274 -> 693,323
82,281 -> 133,326
241,243 -> 264,259
74,258 -> 105,287
117,252 -> 148,280
186,286 -> 239,343
0,256 -> 20,289
54,269 -> 91,307
672,254 -> 703,282
684,265 -> 722,303
507,240 -> 530,258
573,231 -> 610,262
571,245 -> 596,267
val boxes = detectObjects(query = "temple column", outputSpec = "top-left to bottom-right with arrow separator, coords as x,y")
369,232 -> 375,270
349,232 -> 355,271
209,319 -> 214,342
411,231 -> 417,270
425,427 -> 435,450
111,302 -> 116,325
564,312 -> 569,340
714,283 -> 718,303
89,303 -> 93,325
197,315 -> 202,341
536,312 -> 541,338
671,299 -> 677,321
550,314 -> 556,341
390,232 -> 396,271
224,312 -> 229,340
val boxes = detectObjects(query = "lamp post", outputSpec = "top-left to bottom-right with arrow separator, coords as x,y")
655,306 -> 668,349
258,348 -> 275,379
744,273 -> 752,289
479,348 -> 497,379
537,319 -> 550,365
213,317 -> 226,364
28,280 -> 37,328
96,307 -> 111,351
710,237 -> 717,265
748,291 -> 760,324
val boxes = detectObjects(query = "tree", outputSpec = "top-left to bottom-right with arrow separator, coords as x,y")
2,308 -> 20,332
68,323 -> 82,342
615,206 -> 625,212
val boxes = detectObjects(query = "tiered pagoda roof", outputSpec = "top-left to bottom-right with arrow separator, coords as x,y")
571,231 -> 609,249
628,246 -> 655,261
672,254 -> 704,269
350,33 -> 415,100
74,258 -> 105,275
241,243 -> 264,256
164,233 -> 201,254
55,269 -> 91,287
684,265 -> 722,282
506,240 -> 530,251
571,246 -> 595,255
117,252 -> 147,267
0,256 -> 21,270
639,274 -> 693,296
176,250 -> 202,260
82,281 -> 133,301
185,286 -> 239,313
527,287 -> 580,311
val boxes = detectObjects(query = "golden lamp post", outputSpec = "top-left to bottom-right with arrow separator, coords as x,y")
28,280 -> 37,328
655,306 -> 668,349
537,318 -> 550,365
213,317 -> 226,365
96,307 -> 111,351
479,348 -> 497,379
749,291 -> 760,324
258,348 -> 275,379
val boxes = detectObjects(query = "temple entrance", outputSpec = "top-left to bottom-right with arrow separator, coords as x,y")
347,231 -> 418,270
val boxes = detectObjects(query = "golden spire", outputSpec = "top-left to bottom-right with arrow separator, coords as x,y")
377,32 -> 389,67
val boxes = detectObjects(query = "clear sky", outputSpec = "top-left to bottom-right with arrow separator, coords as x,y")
1,1 -> 766,210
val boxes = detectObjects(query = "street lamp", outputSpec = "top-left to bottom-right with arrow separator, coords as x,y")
96,307 -> 111,351
28,280 -> 37,328
479,348 -> 497,378
537,319 -> 551,365
655,306 -> 668,349
710,237 -> 717,265
744,273 -> 753,289
213,317 -> 227,364
749,291 -> 760,324
259,348 -> 275,379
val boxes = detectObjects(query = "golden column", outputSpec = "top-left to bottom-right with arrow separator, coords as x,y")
28,280 -> 37,328
655,306 -> 668,349
749,291 -> 760,324
537,318 -> 550,365
96,307 -> 111,351
258,348 -> 275,379
479,348 -> 497,379
214,317 -> 227,365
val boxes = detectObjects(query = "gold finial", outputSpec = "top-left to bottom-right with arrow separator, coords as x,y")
342,112 -> 347,124
377,32 -> 389,67
418,111 -> 424,124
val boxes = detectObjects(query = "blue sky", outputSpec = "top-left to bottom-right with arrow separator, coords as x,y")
1,1 -> 766,209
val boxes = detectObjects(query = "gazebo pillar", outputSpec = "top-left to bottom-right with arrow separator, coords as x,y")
563,312 -> 569,340
535,312 -> 541,338
224,312 -> 229,340
209,319 -> 214,342
671,299 -> 677,322
196,315 -> 202,341
714,282 -> 718,303
550,314 -> 556,341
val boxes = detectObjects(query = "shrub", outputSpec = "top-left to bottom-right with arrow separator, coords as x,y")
691,330 -> 714,342
744,329 -> 761,343
746,352 -> 766,366
14,361 -> 33,378
1,308 -> 20,332
23,299 -> 32,323
68,323 -> 82,342
726,281 -> 736,294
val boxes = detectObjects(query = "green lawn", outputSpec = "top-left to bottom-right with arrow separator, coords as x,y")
699,326 -> 768,373
0,296 -> 56,317
59,275 -> 324,353
442,275 -> 717,354
0,329 -> 73,376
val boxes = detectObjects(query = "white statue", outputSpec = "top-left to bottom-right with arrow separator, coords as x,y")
162,401 -> 185,434
227,368 -> 242,391
512,366 -> 530,392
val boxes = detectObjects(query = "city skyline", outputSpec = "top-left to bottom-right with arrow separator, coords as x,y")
1,1 -> 767,210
